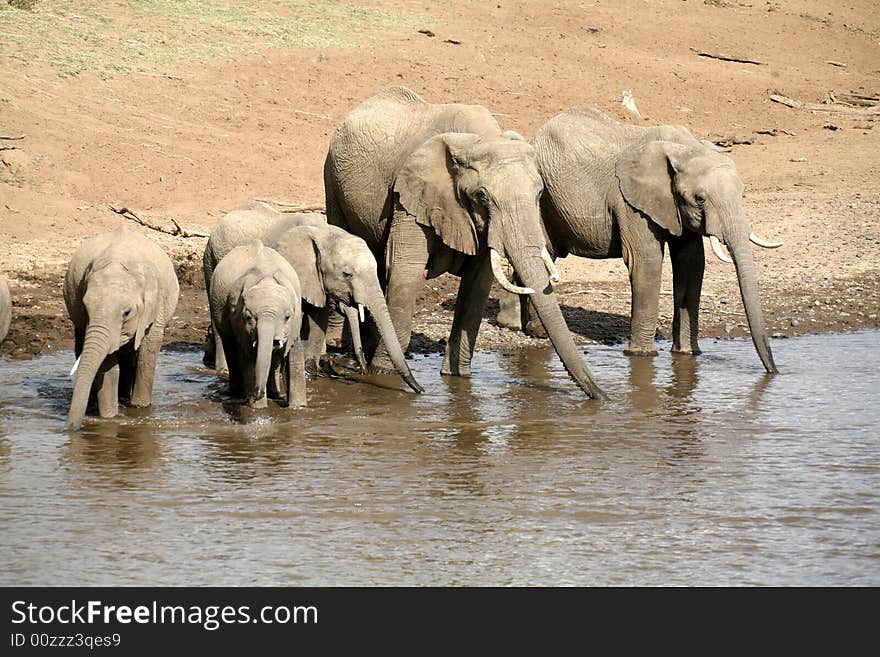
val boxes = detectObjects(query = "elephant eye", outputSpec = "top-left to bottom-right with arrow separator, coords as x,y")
284,311 -> 291,321
474,188 -> 490,204
694,191 -> 707,204
122,307 -> 133,320
342,266 -> 354,279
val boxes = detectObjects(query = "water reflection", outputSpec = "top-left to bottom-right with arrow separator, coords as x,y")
0,332 -> 878,586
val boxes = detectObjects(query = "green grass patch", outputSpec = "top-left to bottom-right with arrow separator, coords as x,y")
0,0 -> 421,77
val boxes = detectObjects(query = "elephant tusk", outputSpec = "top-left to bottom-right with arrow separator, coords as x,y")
69,356 -> 80,378
541,246 -> 561,283
749,232 -> 784,249
709,235 -> 734,264
358,303 -> 365,323
490,249 -> 535,295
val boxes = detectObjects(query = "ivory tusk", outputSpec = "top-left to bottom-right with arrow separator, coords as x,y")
709,235 -> 734,264
490,249 -> 534,295
749,232 -> 784,249
358,303 -> 365,323
541,246 -> 561,283
69,356 -> 80,377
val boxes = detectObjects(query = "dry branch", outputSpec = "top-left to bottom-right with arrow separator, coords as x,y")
109,205 -> 209,238
253,198 -> 326,213
0,134 -> 25,140
770,93 -> 880,116
697,51 -> 764,65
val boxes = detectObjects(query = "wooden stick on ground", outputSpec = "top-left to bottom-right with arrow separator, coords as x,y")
109,205 -> 209,238
253,198 -> 326,213
697,51 -> 765,65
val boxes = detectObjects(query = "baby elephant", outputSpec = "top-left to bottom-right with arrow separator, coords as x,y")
268,224 -> 423,394
63,226 -> 180,430
202,200 -> 325,371
210,240 -> 306,409
0,275 -> 11,344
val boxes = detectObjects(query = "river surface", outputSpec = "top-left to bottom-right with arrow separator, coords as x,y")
1,331 -> 878,586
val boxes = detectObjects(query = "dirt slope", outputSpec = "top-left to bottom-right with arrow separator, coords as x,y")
1,0 -> 877,359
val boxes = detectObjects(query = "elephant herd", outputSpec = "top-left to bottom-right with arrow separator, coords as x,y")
1,86 -> 785,431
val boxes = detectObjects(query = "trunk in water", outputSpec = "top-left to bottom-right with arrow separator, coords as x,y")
66,325 -> 112,430
728,238 -> 778,373
367,295 -> 424,393
509,250 -> 607,400
252,321 -> 274,408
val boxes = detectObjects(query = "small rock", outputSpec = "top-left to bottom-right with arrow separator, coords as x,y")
724,323 -> 734,333
790,318 -> 799,327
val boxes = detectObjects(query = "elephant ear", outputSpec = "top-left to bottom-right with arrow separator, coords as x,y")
616,140 -> 687,237
274,228 -> 325,307
393,132 -> 482,256
135,265 -> 160,350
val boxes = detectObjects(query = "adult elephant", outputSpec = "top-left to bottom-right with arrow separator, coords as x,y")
268,223 -> 423,393
323,86 -> 605,399
0,275 -> 11,344
499,107 -> 781,373
63,226 -> 180,430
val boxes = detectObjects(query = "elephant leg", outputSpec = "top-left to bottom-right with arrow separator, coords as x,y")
117,341 -> 137,403
496,288 -> 525,331
622,238 -> 664,356
442,255 -> 493,377
130,328 -> 163,408
213,320 -> 228,373
95,354 -> 119,418
286,338 -> 307,408
669,233 -> 704,355
370,213 -> 430,373
302,306 -> 329,375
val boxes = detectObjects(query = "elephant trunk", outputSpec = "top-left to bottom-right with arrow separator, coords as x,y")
341,303 -> 368,373
726,235 -> 777,373
66,323 -> 113,430
252,320 -> 275,408
508,247 -> 607,400
367,294 -> 424,393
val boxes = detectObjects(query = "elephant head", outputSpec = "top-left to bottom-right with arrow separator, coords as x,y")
67,259 -> 160,430
229,264 -> 301,408
272,225 -> 424,393
616,141 -> 780,373
393,131 -> 604,398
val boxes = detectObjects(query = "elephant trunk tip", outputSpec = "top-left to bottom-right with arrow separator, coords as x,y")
404,373 -> 424,394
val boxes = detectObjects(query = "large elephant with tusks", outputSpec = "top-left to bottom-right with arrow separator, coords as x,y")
498,107 -> 781,373
323,87 -> 605,399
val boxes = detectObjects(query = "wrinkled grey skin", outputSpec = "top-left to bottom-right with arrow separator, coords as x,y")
209,240 -> 306,409
324,86 -> 605,399
0,275 -> 11,344
63,226 -> 180,430
202,200 -> 325,371
498,108 -> 777,373
268,224 -> 423,394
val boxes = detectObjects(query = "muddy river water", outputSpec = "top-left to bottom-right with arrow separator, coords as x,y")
1,331 -> 877,586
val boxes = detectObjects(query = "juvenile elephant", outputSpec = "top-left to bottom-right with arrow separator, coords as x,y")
268,223 -> 423,394
0,275 -> 11,344
209,240 -> 306,409
324,86 -> 605,399
63,226 -> 180,430
202,200 -> 325,371
499,108 -> 781,373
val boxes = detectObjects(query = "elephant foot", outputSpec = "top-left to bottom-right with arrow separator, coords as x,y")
440,365 -> 471,377
671,346 -> 702,356
248,396 -> 268,409
523,318 -> 548,339
496,305 -> 523,332
623,346 -> 658,357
